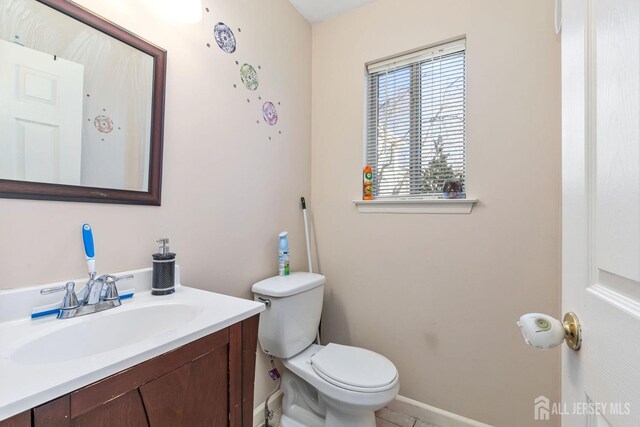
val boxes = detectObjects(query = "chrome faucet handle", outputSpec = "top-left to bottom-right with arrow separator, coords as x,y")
95,274 -> 133,282
101,275 -> 118,301
41,282 -> 80,310
101,274 -> 134,301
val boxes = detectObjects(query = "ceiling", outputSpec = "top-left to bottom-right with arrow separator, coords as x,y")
288,0 -> 377,23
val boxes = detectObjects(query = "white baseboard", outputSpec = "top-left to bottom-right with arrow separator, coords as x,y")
388,395 -> 494,427
253,390 -> 283,427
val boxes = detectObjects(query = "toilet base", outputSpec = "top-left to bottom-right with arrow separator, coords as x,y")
323,404 -> 376,427
280,414 -> 312,427
280,370 -> 378,427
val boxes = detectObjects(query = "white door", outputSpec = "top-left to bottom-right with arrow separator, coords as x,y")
563,0 -> 640,425
0,39 -> 84,185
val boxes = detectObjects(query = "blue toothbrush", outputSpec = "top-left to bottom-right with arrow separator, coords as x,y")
82,224 -> 96,279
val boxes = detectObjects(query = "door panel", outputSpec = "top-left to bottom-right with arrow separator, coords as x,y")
595,0 -> 640,282
563,0 -> 640,425
17,119 -> 59,183
583,288 -> 640,425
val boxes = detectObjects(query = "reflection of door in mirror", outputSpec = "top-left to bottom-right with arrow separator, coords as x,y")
0,0 -> 155,194
0,39 -> 84,185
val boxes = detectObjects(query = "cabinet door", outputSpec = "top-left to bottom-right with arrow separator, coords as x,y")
0,411 -> 30,427
33,396 -> 69,427
72,390 -> 148,427
140,346 -> 229,427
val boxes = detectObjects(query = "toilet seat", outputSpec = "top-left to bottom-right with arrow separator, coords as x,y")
310,343 -> 398,393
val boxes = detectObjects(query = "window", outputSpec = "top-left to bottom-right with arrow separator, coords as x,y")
366,40 -> 466,199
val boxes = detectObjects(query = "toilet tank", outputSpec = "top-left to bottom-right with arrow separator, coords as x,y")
251,272 -> 326,359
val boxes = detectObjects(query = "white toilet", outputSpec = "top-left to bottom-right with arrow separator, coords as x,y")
252,272 -> 399,427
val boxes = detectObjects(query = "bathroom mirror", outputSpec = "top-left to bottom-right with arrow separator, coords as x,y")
0,0 -> 166,205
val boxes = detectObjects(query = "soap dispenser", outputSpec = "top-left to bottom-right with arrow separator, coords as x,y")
152,238 -> 176,295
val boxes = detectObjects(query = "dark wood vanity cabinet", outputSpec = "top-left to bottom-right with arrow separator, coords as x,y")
1,315 -> 259,427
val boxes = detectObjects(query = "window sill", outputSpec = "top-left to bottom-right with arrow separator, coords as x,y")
352,198 -> 477,214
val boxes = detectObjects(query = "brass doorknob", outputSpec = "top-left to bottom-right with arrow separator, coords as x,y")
562,312 -> 582,351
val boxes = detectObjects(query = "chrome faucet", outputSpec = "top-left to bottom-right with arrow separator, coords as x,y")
41,274 -> 133,319
84,277 -> 102,305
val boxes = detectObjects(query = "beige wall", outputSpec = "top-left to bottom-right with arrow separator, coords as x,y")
0,0 -> 310,407
310,1 -> 561,426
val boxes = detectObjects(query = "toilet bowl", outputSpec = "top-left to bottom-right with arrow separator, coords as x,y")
280,344 -> 399,427
252,272 -> 400,427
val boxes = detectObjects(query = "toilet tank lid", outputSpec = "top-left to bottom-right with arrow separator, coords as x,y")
251,272 -> 326,297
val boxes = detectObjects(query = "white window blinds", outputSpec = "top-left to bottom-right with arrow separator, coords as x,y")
366,40 -> 466,198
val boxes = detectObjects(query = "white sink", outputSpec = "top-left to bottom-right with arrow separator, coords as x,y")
0,267 -> 265,422
10,303 -> 201,365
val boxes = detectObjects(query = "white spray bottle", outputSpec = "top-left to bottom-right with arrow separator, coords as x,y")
278,232 -> 289,276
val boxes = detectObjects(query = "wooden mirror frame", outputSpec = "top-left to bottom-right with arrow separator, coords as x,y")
0,0 -> 166,205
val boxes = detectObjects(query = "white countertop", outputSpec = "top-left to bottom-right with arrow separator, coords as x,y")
0,268 -> 264,421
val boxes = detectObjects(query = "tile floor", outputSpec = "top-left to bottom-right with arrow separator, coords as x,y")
264,405 -> 439,427
375,407 -> 439,427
